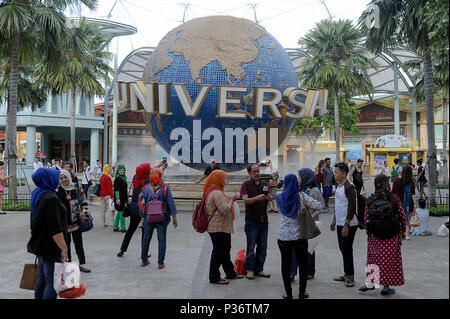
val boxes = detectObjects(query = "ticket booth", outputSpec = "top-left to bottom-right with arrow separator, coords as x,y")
368,135 -> 427,176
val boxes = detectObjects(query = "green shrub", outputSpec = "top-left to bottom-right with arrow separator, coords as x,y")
428,204 -> 449,216
437,184 -> 449,189
2,201 -> 30,211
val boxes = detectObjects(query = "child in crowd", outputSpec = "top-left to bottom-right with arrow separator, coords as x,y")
410,198 -> 432,236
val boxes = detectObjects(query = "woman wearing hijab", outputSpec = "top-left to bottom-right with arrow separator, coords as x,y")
100,164 -> 115,228
139,168 -> 178,268
56,170 -> 90,273
117,163 -> 151,257
276,174 -> 322,299
290,169 -> 325,281
27,168 -> 69,299
113,164 -> 128,233
204,170 -> 241,285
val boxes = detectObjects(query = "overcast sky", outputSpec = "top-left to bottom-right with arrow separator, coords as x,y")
80,0 -> 372,63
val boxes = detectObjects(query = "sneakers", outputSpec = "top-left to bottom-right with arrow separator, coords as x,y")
79,266 -> 91,273
0,211 -> 7,215
405,235 -> 410,240
141,261 -> 150,267
381,287 -> 396,296
113,228 -> 119,232
158,264 -> 165,269
255,271 -> 271,278
117,250 -> 124,257
246,271 -> 255,280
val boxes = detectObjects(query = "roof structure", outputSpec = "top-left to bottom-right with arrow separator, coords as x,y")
286,45 -> 420,102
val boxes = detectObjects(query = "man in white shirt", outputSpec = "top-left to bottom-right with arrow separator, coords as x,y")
94,160 -> 102,179
33,157 -> 44,172
330,162 -> 358,288
81,159 -> 95,195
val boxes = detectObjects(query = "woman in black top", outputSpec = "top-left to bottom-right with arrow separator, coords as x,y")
117,163 -> 150,257
56,170 -> 91,273
27,168 -> 69,299
113,164 -> 128,232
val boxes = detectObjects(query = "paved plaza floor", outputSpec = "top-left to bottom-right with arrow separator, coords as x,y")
0,204 -> 448,299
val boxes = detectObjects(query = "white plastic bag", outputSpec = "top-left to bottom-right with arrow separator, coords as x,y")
54,261 -> 80,293
232,201 -> 240,221
108,198 -> 115,212
437,218 -> 449,237
308,221 -> 322,254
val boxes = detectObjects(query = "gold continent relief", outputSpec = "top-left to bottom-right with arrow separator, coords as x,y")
143,16 -> 274,85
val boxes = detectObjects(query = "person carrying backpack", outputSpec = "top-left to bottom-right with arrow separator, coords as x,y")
359,174 -> 406,296
138,168 -> 178,268
390,158 -> 402,184
204,169 -> 241,285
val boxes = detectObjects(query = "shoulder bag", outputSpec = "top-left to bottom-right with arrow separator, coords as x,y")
298,193 -> 321,240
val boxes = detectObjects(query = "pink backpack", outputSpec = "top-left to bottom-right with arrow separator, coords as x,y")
145,186 -> 165,223
192,187 -> 219,233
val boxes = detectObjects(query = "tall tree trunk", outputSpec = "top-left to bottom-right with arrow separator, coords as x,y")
423,30 -> 437,205
70,88 -> 77,172
442,97 -> 448,185
7,30 -> 20,201
333,87 -> 340,163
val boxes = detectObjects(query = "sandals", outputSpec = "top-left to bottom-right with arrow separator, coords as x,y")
211,278 -> 229,285
333,276 -> 345,281
345,279 -> 355,287
225,275 -> 244,280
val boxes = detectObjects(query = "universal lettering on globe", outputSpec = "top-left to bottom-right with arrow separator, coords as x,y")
113,16 -> 328,172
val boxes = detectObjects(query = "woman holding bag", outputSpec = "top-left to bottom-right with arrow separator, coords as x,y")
100,164 -> 115,228
56,170 -> 91,273
27,168 -> 69,299
204,170 -> 242,285
276,174 -> 322,299
113,164 -> 128,233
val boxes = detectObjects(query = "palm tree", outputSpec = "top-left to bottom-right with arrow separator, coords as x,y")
298,19 -> 377,162
35,19 -> 113,172
359,0 -> 439,204
0,0 -> 97,199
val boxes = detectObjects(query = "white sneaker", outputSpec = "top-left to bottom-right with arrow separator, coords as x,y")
405,235 -> 410,240
246,271 -> 255,280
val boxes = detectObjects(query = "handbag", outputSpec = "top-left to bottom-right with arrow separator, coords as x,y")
409,214 -> 421,228
90,183 -> 101,197
20,257 -> 39,290
78,208 -> 94,232
298,193 -> 321,240
53,261 -> 80,293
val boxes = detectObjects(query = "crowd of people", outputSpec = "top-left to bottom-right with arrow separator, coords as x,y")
24,154 -> 443,300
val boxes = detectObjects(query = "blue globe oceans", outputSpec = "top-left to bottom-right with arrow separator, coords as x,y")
143,16 -> 298,172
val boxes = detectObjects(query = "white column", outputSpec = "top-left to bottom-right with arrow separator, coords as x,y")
90,129 -> 100,169
393,63 -> 400,135
112,100 -> 118,167
26,125 -> 36,166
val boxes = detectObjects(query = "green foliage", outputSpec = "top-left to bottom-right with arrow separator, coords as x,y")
292,96 -> 360,141
2,201 -> 30,211
424,0 -> 449,54
427,204 -> 449,216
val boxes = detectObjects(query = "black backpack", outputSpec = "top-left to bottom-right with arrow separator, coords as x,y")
366,194 -> 402,240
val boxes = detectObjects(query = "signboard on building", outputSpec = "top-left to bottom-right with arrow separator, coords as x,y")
344,125 -> 406,138
357,103 -> 407,123
373,153 -> 387,175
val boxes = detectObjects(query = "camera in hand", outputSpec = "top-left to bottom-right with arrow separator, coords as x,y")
263,185 -> 269,196
277,180 -> 284,189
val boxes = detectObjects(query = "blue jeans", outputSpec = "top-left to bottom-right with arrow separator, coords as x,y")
244,221 -> 268,273
34,257 -> 57,299
141,218 -> 169,265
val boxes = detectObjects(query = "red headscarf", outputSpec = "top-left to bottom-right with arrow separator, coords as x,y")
149,168 -> 162,187
133,163 -> 152,189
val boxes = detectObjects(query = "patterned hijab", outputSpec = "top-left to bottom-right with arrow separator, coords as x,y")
298,168 -> 318,195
